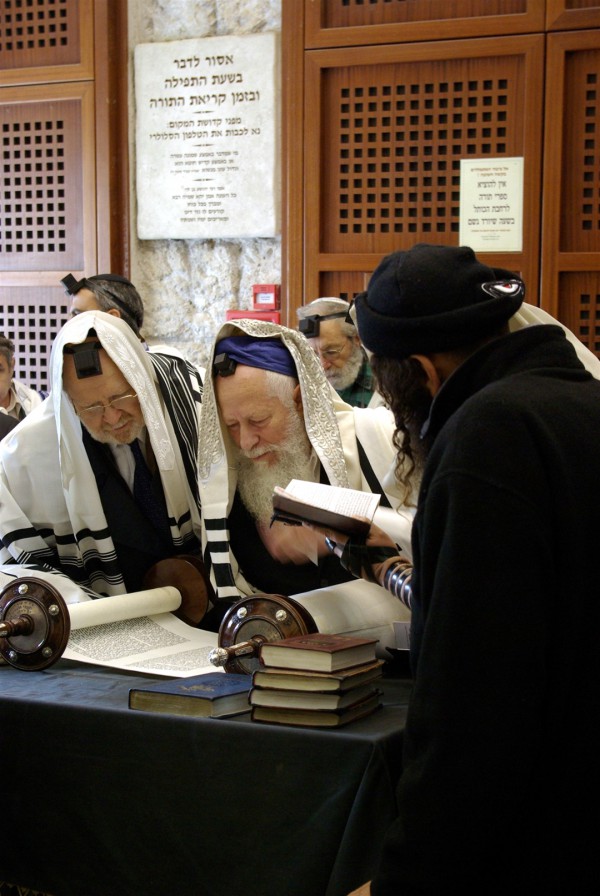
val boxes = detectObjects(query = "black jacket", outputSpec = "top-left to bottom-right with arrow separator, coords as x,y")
373,325 -> 600,893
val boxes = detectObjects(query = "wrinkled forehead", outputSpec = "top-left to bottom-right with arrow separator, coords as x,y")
215,363 -> 268,404
308,316 -> 348,345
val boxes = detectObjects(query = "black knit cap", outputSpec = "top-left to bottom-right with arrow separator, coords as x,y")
355,244 -> 525,359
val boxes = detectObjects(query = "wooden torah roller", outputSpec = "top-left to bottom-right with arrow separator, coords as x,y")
0,577 -> 70,671
143,554 -> 214,626
210,593 -> 318,674
0,555 -> 214,672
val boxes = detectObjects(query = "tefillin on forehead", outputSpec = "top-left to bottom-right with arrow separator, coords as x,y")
63,332 -> 103,379
212,336 -> 298,379
298,309 -> 354,339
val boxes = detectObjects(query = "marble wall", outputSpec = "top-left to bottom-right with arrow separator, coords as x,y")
128,0 -> 282,368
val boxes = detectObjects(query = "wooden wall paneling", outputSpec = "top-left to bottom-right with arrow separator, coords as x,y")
0,80 -> 96,391
0,0 -> 94,87
541,29 -> 600,356
93,0 -> 130,274
0,285 -> 70,393
546,1 -> 600,31
0,81 -> 97,282
281,0 -> 306,323
305,0 -> 545,49
303,35 -> 545,304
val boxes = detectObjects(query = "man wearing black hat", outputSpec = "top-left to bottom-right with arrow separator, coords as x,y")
336,243 -> 600,894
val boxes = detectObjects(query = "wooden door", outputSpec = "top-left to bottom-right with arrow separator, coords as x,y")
0,0 -> 128,393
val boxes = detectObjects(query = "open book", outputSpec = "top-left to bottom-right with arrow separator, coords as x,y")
271,480 -> 381,537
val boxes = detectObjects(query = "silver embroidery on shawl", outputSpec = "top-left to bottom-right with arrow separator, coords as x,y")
198,319 -> 349,486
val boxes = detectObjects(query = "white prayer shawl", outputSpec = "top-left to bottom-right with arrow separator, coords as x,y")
0,311 -> 203,596
198,318 -> 409,601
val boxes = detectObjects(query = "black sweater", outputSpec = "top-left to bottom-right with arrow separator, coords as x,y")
373,325 -> 600,893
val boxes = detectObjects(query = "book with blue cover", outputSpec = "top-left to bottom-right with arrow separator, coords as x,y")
128,671 -> 252,718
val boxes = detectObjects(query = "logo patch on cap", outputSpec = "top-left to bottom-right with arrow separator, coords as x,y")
481,279 -> 524,300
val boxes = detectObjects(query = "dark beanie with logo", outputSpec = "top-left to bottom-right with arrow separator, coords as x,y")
354,243 -> 525,359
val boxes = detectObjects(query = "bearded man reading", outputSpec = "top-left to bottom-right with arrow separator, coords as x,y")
197,319 -> 412,617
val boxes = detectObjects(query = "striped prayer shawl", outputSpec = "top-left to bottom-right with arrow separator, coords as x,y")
0,312 -> 203,596
198,318 -> 406,602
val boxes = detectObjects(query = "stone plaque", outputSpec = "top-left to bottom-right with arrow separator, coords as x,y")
135,32 -> 280,239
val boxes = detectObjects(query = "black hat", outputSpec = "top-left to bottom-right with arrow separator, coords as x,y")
355,244 -> 525,359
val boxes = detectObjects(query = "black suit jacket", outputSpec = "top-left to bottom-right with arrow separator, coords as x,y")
0,414 -> 19,440
82,430 -> 177,592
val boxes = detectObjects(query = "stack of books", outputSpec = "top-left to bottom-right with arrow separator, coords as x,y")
250,632 -> 383,728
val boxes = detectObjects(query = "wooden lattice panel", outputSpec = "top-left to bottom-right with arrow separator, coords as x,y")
312,271 -> 367,304
541,31 -> 600,332
547,1 -> 600,30
0,0 -> 80,70
558,273 -> 600,355
0,288 -> 69,393
559,47 -> 600,253
0,93 -> 86,271
305,0 -> 545,47
303,36 -> 543,304
318,0 -> 528,28
316,50 -> 529,254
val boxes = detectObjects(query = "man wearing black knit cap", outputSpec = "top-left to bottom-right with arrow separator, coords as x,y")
338,244 -> 600,894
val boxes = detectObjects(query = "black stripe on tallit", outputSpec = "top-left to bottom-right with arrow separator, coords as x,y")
150,353 -> 202,506
356,438 -> 392,508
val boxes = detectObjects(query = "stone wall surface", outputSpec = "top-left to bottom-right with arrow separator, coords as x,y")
128,0 -> 282,369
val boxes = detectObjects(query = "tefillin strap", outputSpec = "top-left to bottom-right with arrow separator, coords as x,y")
298,310 -> 354,338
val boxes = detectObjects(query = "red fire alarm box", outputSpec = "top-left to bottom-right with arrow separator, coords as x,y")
252,284 -> 280,311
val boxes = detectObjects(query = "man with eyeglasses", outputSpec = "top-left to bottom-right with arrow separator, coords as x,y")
0,311 -> 203,602
297,297 -> 382,408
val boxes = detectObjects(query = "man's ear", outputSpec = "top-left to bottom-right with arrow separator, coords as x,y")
106,308 -> 122,320
292,382 -> 304,416
410,354 -> 442,397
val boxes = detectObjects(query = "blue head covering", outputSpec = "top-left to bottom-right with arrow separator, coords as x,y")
213,335 -> 298,379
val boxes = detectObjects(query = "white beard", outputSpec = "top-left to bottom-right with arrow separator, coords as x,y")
237,413 -> 317,523
326,344 -> 364,391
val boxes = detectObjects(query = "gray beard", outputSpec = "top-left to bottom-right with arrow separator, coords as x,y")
326,345 -> 364,392
237,421 -> 317,524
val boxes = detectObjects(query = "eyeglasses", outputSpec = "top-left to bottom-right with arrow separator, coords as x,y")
313,343 -> 349,361
74,392 -> 138,419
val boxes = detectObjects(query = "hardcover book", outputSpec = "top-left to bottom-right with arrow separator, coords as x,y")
249,682 -> 380,711
251,692 -> 382,728
252,660 -> 384,693
128,671 -> 252,718
259,632 -> 378,672
271,480 -> 380,537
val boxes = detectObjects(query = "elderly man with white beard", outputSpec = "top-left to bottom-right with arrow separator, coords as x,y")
297,297 -> 381,408
197,319 -> 409,625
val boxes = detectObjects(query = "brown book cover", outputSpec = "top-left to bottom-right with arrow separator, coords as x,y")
259,632 -> 379,672
270,480 -> 380,537
252,660 -> 384,693
251,692 -> 382,728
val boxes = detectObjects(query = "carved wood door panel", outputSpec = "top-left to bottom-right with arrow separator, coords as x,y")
0,0 -> 127,393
